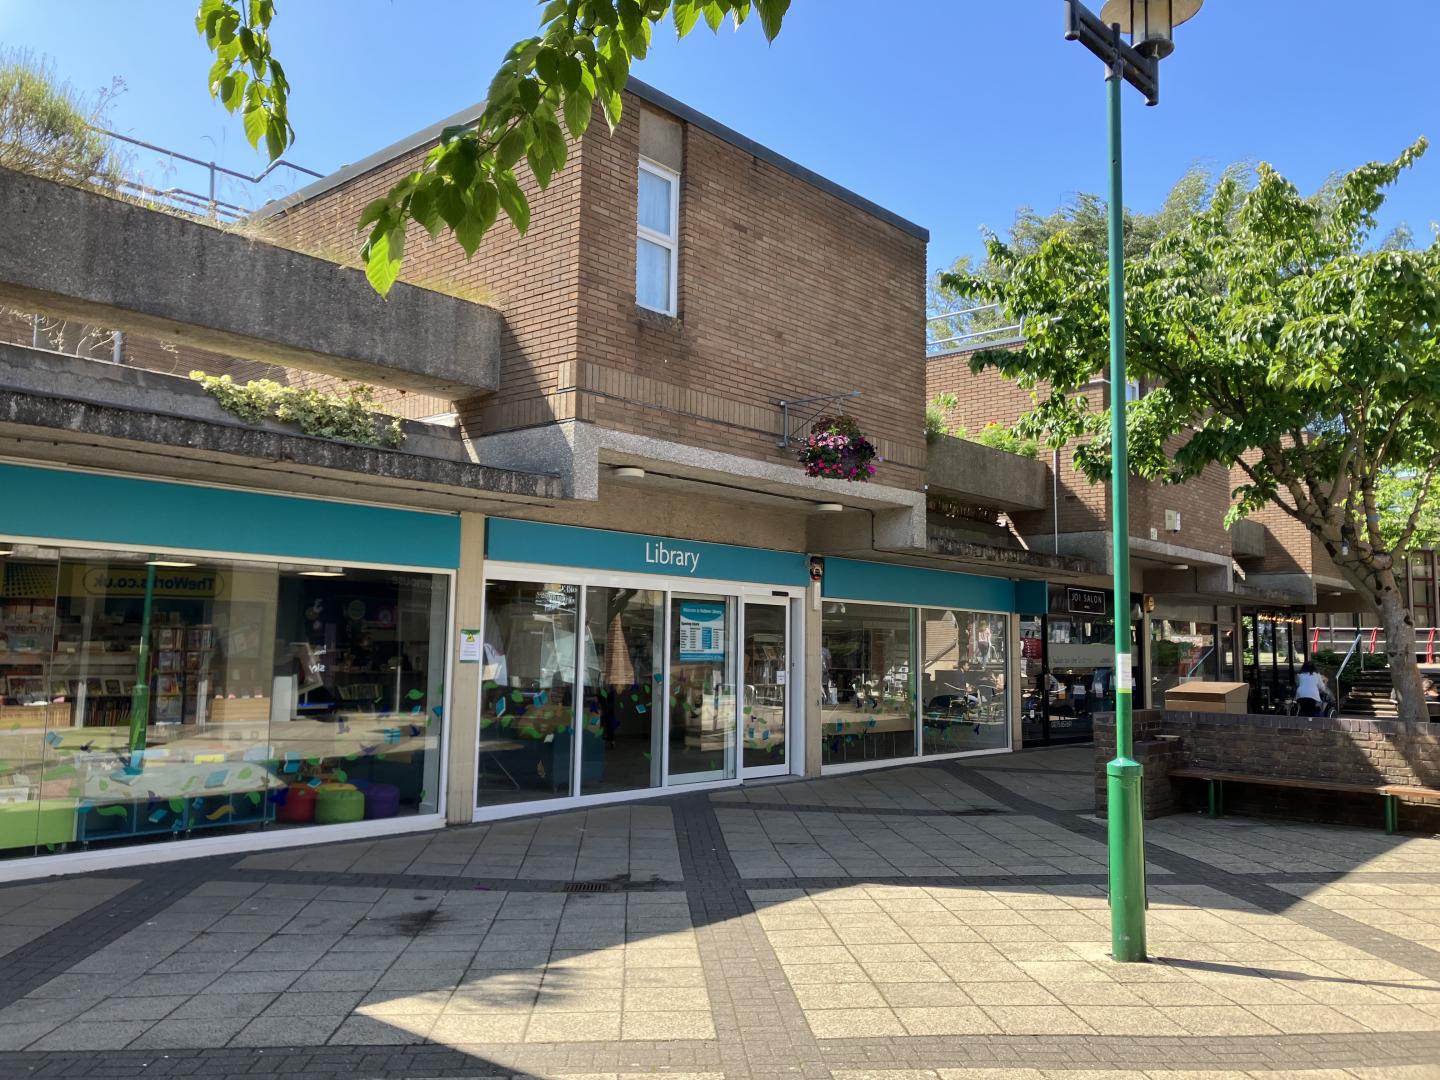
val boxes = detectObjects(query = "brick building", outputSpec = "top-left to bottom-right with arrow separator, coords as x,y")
0,80 -> 1096,876
925,340 -> 1439,737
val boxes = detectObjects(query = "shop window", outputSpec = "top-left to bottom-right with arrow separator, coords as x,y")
820,602 -> 915,765
0,545 -> 447,860
1150,619 -> 1219,703
667,595 -> 737,784
478,580 -> 579,807
637,158 -> 679,315
920,609 -> 1010,755
581,586 -> 664,796
1044,606 -> 1136,741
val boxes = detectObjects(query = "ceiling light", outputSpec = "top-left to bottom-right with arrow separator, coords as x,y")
1172,563 -> 1190,570
146,559 -> 197,568
815,503 -> 844,513
613,466 -> 646,479
0,549 -> 12,557
299,567 -> 346,577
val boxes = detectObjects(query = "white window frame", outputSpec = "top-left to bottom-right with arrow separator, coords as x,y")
636,157 -> 680,316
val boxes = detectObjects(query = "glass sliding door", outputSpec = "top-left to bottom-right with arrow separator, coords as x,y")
581,585 -> 664,795
666,594 -> 737,785
477,580 -> 579,807
741,600 -> 788,776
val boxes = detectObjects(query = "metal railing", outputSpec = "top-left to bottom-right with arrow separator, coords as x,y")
93,127 -> 322,222
926,303 -> 1027,355
1333,634 -> 1364,693
1310,625 -> 1439,664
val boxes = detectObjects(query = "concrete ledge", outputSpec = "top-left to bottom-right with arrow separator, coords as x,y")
926,436 -> 1049,512
1230,518 -> 1265,559
926,533 -> 1096,577
0,348 -> 562,508
0,168 -> 500,397
0,345 -> 472,460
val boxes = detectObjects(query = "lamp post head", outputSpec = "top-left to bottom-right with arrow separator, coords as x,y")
1099,0 -> 1203,59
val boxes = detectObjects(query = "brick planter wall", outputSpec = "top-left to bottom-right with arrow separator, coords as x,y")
1093,709 -> 1440,830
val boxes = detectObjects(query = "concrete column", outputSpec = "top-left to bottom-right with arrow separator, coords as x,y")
1138,613 -> 1154,710
804,579 -> 823,777
445,512 -> 484,824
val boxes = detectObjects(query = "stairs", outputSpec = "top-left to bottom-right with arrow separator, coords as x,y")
1342,667 -> 1399,718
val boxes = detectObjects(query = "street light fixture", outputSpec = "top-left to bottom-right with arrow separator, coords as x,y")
1063,0 -> 1203,964
1099,0 -> 1203,59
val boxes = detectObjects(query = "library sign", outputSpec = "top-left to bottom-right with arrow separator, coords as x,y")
63,565 -> 228,599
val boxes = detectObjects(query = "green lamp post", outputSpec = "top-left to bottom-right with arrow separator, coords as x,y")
1063,0 -> 1204,962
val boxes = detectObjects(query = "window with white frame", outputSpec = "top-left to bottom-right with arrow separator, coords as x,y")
636,158 -> 679,315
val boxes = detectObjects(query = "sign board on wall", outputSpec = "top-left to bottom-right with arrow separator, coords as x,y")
677,601 -> 726,663
1066,587 -> 1107,616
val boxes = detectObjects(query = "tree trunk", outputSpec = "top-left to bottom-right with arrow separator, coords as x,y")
1377,579 -> 1428,725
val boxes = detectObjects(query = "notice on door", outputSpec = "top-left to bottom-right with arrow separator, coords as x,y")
678,601 -> 726,663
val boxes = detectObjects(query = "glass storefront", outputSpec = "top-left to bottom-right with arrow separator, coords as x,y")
820,602 -> 916,764
1034,586 -> 1140,745
920,608 -> 1009,755
478,570 -> 794,810
820,600 -> 1011,766
1149,618 -> 1221,702
0,543 -> 448,860
1242,610 -> 1306,711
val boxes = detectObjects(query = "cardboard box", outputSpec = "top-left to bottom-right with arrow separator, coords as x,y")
1164,681 -> 1250,714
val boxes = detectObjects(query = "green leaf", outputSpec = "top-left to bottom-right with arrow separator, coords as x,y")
673,0 -> 701,36
364,226 -> 406,296
527,135 -> 554,189
564,87 -> 593,139
496,125 -> 527,171
756,0 -> 790,40
494,171 -> 531,233
241,100 -> 267,148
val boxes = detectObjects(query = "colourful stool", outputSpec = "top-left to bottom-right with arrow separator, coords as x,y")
315,783 -> 364,825
363,783 -> 400,820
276,784 -> 316,824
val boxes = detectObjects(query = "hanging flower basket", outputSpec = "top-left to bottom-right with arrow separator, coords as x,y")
798,414 -> 879,482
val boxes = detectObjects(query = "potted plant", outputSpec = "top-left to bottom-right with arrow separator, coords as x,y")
798,414 -> 879,482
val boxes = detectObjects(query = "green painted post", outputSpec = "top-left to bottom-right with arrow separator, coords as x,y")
126,561 -> 156,773
1103,68 -> 1148,963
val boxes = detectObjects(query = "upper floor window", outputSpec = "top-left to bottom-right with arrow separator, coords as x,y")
637,158 -> 679,316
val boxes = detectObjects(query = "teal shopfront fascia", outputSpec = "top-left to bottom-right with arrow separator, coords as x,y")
0,463 -> 460,877
476,519 -> 812,816
817,557 -> 1046,771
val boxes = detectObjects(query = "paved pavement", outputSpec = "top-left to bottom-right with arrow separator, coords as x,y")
0,746 -> 1437,1078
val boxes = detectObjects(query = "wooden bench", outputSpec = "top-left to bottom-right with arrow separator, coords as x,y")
1170,767 -> 1440,835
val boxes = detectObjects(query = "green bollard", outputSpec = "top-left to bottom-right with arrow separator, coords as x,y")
1107,755 -> 1147,962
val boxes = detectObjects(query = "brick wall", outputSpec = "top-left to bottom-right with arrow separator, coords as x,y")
929,353 -> 1234,554
261,92 -> 928,487
1095,708 -> 1440,830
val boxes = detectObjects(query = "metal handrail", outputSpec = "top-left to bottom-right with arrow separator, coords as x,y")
1333,634 -> 1363,697
89,125 -> 321,221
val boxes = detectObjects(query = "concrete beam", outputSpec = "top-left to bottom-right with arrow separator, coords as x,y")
0,347 -> 563,510
1229,518 -> 1266,559
925,436 -> 1050,512
0,168 -> 500,397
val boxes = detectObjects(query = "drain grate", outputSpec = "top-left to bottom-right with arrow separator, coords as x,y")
563,881 -> 612,893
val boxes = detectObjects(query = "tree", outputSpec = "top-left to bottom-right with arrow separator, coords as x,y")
0,50 -> 122,188
945,141 -> 1440,723
927,164 -> 1247,351
195,0 -> 791,294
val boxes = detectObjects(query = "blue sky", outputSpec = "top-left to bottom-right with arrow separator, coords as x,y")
2,1 -> 1435,278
